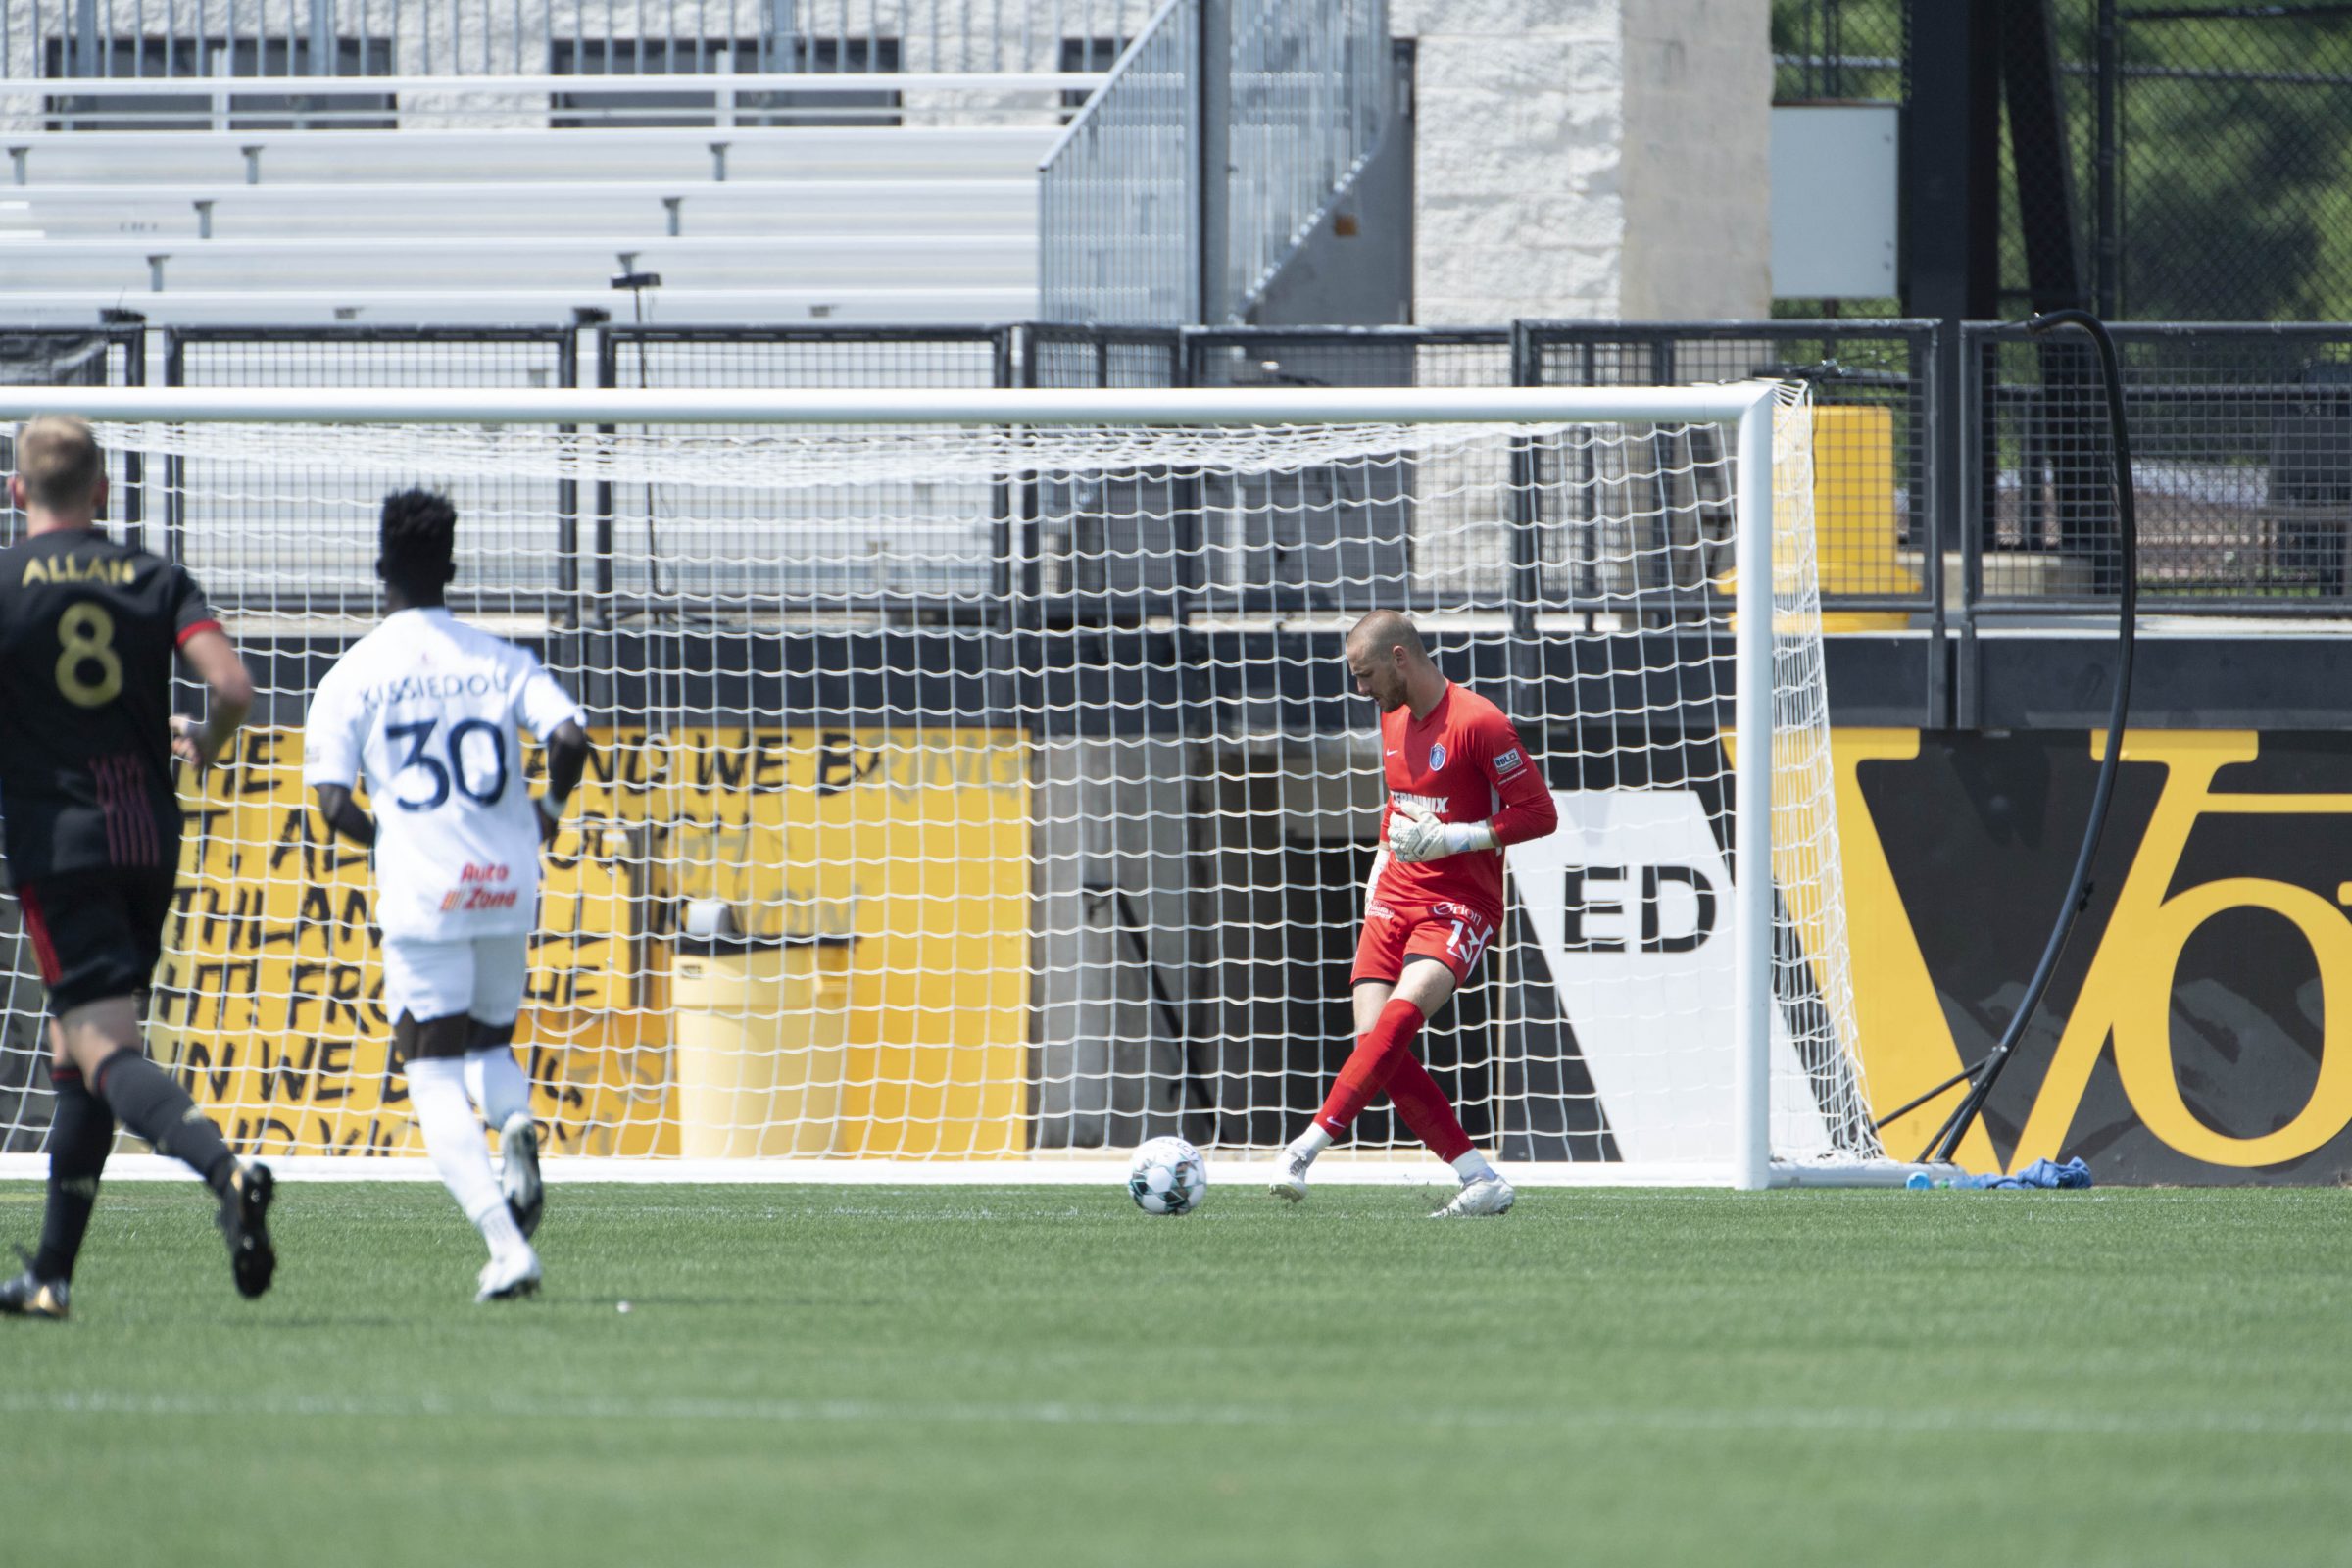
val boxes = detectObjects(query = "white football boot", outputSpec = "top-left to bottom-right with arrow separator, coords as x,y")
1267,1146 -> 1313,1203
475,1246 -> 543,1302
499,1112 -> 544,1240
1430,1172 -> 1516,1218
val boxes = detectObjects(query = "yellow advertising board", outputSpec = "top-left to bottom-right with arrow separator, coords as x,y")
148,725 -> 1033,1159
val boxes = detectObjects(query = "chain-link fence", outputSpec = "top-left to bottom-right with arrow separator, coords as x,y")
2099,3 -> 2352,321
23,316 -> 2352,620
1526,321 -> 1940,611
162,326 -> 578,617
1773,0 -> 1904,105
1776,1 -> 2352,321
1969,321 -> 2352,607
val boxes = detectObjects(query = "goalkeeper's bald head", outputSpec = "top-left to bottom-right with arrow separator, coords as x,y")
1348,608 -> 1426,662
1346,609 -> 1431,712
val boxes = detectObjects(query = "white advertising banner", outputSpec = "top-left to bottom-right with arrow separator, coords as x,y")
1506,790 -> 1838,1162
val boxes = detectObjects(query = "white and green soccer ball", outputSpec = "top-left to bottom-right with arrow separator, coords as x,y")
1127,1136 -> 1207,1215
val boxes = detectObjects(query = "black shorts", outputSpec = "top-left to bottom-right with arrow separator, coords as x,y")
14,867 -> 177,1014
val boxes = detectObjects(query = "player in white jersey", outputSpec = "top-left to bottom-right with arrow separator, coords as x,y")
304,490 -> 593,1301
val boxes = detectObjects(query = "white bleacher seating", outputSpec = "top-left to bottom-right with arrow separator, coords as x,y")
0,116 -> 1061,325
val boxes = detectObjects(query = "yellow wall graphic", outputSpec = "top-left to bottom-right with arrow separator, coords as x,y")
1828,729 -> 2001,1173
139,721 -> 2352,1176
148,726 -> 1033,1159
2006,732 -> 2352,1170
1833,729 -> 2352,1175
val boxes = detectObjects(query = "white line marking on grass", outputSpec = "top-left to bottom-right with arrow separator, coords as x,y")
8,1389 -> 2351,1440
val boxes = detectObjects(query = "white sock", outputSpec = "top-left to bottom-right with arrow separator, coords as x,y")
408,1057 -> 513,1251
464,1045 -> 532,1130
1452,1151 -> 1497,1183
1290,1125 -> 1334,1163
476,1202 -> 528,1260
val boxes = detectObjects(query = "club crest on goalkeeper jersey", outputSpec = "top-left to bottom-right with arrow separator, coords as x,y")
303,608 -> 583,941
1376,681 -> 1555,916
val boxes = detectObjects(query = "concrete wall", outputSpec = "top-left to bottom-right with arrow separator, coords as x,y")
1395,0 -> 1771,323
1618,0 -> 1772,318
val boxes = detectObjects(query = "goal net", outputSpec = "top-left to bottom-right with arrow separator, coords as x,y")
0,383 -> 1896,1185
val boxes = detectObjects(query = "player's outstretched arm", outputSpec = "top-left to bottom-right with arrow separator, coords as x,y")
535,718 -> 594,847
170,627 -> 254,770
312,783 -> 376,850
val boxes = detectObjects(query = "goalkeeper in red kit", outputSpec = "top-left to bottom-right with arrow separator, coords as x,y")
1270,610 -> 1558,1217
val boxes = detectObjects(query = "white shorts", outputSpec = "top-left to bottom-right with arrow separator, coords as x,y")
380,933 -> 531,1027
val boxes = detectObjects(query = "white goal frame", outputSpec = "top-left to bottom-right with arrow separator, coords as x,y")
0,382 -> 1944,1190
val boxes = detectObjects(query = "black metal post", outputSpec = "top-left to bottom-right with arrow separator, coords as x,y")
161,329 -> 185,565
2094,0 -> 2122,320
555,312 -> 589,631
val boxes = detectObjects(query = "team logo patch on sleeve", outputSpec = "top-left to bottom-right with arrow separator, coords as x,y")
1495,747 -> 1523,773
1428,742 -> 1447,769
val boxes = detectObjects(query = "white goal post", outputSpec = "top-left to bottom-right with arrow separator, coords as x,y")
0,382 -> 1944,1189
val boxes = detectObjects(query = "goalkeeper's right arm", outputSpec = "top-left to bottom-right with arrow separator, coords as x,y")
1362,811 -> 1392,906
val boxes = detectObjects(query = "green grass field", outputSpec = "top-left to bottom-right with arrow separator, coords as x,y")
3,1180 -> 2346,1566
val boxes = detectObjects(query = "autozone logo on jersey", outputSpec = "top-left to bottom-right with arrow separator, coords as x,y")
1366,901 -> 1399,922
440,861 -> 518,912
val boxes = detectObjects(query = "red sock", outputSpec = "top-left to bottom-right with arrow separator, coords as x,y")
1316,998 -> 1426,1137
1385,1053 -> 1474,1163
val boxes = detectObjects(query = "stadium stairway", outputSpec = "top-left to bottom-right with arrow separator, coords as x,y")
0,123 -> 1053,325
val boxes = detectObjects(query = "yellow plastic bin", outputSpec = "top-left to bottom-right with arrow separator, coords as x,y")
670,933 -> 857,1157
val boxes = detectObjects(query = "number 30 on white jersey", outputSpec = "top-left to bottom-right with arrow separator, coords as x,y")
303,607 -> 584,941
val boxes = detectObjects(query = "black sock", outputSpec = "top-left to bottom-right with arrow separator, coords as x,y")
32,1066 -> 114,1282
93,1050 -> 237,1197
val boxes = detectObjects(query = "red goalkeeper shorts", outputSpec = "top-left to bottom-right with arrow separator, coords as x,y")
1350,898 -> 1498,988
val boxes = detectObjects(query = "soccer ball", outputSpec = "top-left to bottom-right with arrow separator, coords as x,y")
1127,1136 -> 1208,1215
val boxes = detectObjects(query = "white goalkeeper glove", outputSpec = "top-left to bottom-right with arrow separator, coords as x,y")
1384,802 -> 1496,864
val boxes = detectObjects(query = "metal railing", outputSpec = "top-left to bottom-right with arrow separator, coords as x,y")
0,319 -> 144,549
1038,0 -> 1390,326
20,316 -> 2352,628
0,68 -> 1102,128
1525,319 -> 1942,614
1222,0 -> 1387,316
4,0 -> 1164,77
159,324 -> 579,623
1966,320 -> 2352,613
1038,0 -> 1197,325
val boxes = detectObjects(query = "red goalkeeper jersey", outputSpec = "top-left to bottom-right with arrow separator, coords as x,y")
1374,681 -> 1557,916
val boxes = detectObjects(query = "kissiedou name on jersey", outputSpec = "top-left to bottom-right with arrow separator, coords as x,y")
355,668 -> 519,710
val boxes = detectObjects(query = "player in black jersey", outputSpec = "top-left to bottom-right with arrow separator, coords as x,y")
0,415 -> 276,1320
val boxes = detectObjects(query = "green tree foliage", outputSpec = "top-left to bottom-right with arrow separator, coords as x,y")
1771,0 -> 2352,321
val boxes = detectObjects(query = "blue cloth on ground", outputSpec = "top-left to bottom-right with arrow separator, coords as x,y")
1953,1156 -> 2092,1190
